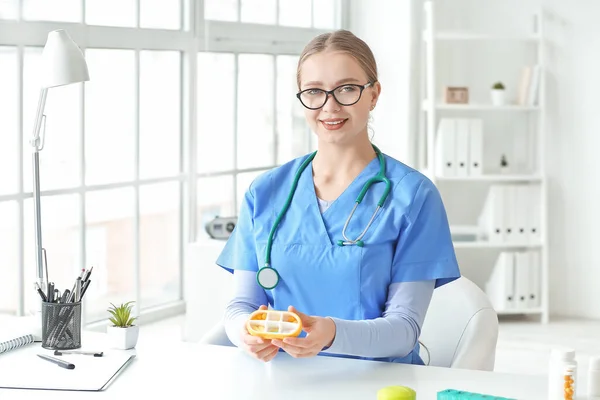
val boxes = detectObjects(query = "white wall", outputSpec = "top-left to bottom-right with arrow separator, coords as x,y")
346,0 -> 416,167
542,0 -> 600,319
349,0 -> 600,320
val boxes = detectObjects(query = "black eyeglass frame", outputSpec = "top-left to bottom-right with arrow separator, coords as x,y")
296,82 -> 374,110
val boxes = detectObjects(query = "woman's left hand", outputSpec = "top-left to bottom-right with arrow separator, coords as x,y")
271,306 -> 336,358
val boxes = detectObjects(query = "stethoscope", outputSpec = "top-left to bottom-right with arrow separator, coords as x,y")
256,145 -> 392,290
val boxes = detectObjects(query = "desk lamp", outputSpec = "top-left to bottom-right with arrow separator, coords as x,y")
30,29 -> 89,295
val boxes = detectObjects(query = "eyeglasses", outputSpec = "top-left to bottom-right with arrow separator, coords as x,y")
296,82 -> 373,110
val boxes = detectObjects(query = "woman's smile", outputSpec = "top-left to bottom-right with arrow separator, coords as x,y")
320,118 -> 348,130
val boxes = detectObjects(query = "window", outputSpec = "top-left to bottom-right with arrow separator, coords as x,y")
140,51 -> 181,179
85,188 -> 136,322
85,0 -> 136,27
279,0 -> 312,28
22,0 -> 81,22
140,0 -> 181,30
241,0 -> 276,25
0,0 -> 342,321
0,1 -> 17,19
0,47 -> 18,196
197,53 -> 235,174
0,202 -> 18,315
237,54 -> 275,169
276,55 -> 310,164
140,182 -> 180,308
85,49 -> 136,186
204,0 -> 340,29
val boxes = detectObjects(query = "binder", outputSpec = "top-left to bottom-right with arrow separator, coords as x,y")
478,185 -> 505,243
515,185 -> 530,244
468,119 -> 483,176
527,65 -> 542,106
485,252 -> 515,311
435,118 -> 456,177
529,184 -> 542,244
454,119 -> 470,177
504,185 -> 518,244
514,252 -> 530,310
489,185 -> 505,243
528,250 -> 541,308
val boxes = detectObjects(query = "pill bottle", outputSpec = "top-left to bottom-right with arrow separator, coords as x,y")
588,356 -> 600,399
548,348 -> 577,400
377,385 -> 416,400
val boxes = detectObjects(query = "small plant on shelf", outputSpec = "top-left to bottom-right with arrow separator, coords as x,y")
500,154 -> 510,174
491,82 -> 506,106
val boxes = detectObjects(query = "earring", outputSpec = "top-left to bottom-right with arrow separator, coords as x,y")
370,104 -> 376,111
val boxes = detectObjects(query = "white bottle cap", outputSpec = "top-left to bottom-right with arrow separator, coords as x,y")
551,348 -> 576,361
590,356 -> 600,371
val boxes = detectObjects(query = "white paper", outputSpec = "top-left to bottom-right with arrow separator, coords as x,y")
0,343 -> 135,391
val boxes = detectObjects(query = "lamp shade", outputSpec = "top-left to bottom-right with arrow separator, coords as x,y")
40,29 -> 89,88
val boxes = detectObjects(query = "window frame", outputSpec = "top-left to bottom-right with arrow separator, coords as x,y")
0,0 -> 345,323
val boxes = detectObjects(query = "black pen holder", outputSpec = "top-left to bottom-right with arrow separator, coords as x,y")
41,301 -> 82,350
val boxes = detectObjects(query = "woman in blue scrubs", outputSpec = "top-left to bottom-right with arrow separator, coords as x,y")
216,29 -> 460,365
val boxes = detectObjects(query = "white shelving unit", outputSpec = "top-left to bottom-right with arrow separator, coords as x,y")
420,1 -> 549,323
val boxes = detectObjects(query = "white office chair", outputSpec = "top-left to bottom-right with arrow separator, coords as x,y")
419,276 -> 499,371
199,277 -> 498,371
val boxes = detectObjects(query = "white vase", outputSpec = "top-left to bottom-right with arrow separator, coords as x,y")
491,89 -> 505,106
107,325 -> 139,349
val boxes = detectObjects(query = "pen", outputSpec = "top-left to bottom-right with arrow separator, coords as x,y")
82,266 -> 93,283
47,282 -> 55,303
75,277 -> 81,302
37,354 -> 75,369
80,279 -> 91,300
54,350 -> 103,357
34,283 -> 47,302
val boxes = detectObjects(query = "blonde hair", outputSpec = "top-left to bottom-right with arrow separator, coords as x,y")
296,30 -> 378,89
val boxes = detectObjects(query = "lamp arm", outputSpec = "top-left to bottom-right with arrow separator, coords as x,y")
31,88 -> 48,151
31,88 -> 48,288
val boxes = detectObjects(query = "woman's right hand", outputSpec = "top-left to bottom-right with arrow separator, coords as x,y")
240,305 -> 279,362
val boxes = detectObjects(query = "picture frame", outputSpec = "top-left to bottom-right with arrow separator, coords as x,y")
444,86 -> 469,104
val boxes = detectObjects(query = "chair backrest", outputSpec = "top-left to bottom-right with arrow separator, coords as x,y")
419,276 -> 499,371
199,276 -> 499,371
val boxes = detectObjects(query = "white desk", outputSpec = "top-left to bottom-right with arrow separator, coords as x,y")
0,333 -> 550,400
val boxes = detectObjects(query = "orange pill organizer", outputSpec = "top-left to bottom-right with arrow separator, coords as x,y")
246,309 -> 303,339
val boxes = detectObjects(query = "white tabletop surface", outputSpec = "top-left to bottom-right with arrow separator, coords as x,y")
0,331 -> 554,400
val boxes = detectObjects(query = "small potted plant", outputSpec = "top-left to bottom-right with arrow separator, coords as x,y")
106,301 -> 139,349
491,82 -> 506,106
500,154 -> 510,174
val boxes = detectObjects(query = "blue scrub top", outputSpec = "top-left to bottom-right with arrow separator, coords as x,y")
216,151 -> 461,365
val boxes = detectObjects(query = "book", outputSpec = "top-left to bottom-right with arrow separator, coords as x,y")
0,316 -> 40,356
0,333 -> 35,355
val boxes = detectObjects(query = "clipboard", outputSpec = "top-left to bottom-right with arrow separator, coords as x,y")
0,343 -> 135,391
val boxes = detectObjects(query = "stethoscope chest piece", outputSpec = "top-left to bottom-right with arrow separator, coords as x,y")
257,266 -> 280,290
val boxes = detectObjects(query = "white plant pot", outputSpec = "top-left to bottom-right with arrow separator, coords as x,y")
107,325 -> 139,350
491,89 -> 505,106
